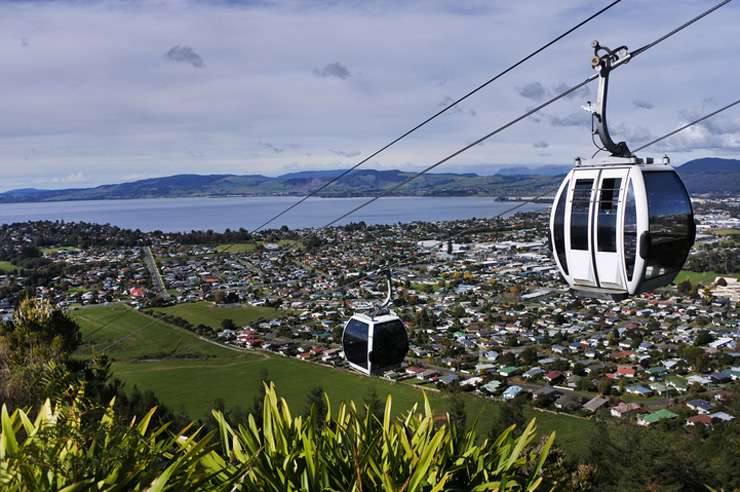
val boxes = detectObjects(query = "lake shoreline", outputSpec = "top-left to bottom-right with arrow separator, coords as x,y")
0,195 -> 550,233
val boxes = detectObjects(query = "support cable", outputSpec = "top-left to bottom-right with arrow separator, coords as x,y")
346,95 -> 740,289
248,0 -> 624,234
319,0 -> 732,230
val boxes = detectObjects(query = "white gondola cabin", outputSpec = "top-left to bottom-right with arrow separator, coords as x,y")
550,156 -> 695,299
549,41 -> 695,299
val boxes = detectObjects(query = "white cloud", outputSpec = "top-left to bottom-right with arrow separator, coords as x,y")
0,0 -> 738,191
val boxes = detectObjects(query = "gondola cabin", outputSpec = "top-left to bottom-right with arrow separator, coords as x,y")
342,312 -> 408,376
550,156 -> 695,299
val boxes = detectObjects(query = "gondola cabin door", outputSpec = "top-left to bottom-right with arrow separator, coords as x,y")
564,169 -> 599,289
563,167 -> 630,292
593,168 -> 629,290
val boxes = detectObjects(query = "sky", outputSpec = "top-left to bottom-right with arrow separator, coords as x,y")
0,0 -> 738,191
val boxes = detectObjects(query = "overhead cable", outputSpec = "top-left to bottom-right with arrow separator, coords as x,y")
248,0 -> 624,233
319,0 -> 732,230
634,98 -> 740,152
347,95 -> 740,288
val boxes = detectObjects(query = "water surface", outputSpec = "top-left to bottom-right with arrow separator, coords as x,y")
0,196 -> 548,232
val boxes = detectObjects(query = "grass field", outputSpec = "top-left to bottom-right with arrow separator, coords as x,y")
73,304 -> 238,360
147,301 -> 281,331
40,246 -> 80,255
712,228 -> 740,236
0,261 -> 17,273
673,270 -> 738,285
216,239 -> 303,254
215,242 -> 261,253
74,304 -> 596,459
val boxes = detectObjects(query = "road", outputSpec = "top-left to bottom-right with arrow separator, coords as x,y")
143,246 -> 169,300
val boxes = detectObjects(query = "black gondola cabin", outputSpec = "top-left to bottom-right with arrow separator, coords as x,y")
342,312 -> 408,376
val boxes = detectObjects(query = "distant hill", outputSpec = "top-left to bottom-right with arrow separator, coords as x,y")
677,157 -> 740,195
495,165 -> 571,177
0,169 -> 560,204
1,158 -> 736,203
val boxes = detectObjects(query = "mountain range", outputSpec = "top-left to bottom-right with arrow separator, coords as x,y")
1,157 -> 738,203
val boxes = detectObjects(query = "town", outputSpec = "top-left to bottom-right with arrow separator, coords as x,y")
0,197 -> 738,431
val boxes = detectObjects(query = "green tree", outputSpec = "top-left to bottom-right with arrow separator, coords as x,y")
363,387 -> 384,423
1,383 -> 557,491
490,394 -> 525,440
304,385 -> 328,423
677,279 -> 693,295
0,298 -> 81,408
519,346 -> 538,365
597,378 -> 612,396
448,393 -> 467,438
693,329 -> 714,346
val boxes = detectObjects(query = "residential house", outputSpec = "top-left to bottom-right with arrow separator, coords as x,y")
582,396 -> 608,413
686,399 -> 713,414
638,409 -> 678,426
610,402 -> 642,418
502,385 -> 523,400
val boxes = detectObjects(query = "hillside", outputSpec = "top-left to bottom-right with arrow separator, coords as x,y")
72,303 -> 595,457
676,157 -> 740,195
1,157 -> 737,203
0,169 -> 561,203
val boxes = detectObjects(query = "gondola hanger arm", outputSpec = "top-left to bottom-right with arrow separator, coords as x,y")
589,40 -> 633,157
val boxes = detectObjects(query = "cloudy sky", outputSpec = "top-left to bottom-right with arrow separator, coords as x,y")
1,0 -> 738,191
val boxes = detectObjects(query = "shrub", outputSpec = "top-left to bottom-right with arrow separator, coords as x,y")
1,383 -> 554,490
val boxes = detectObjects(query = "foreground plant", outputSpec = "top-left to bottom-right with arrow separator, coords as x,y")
0,386 -> 212,491
201,383 -> 554,491
1,383 -> 554,491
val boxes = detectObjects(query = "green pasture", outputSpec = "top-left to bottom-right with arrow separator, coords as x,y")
215,242 -> 261,253
147,301 -> 281,331
72,304 -> 236,360
712,228 -> 740,236
215,239 -> 303,254
674,270 -> 738,286
0,261 -> 17,273
40,246 -> 80,255
75,304 -> 596,459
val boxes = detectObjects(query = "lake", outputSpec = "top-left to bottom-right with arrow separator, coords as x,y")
0,196 -> 549,232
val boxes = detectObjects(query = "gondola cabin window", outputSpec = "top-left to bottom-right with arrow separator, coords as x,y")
597,177 -> 622,253
343,318 -> 369,370
644,171 -> 694,280
570,179 -> 593,251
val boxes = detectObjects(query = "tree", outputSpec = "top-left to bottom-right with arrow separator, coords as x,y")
0,298 -> 81,407
490,395 -> 525,440
1,383 -> 557,490
448,393 -> 467,436
213,290 -> 226,304
693,329 -> 714,346
363,387 -> 384,423
519,346 -> 538,365
304,385 -> 328,423
251,369 -> 271,425
677,279 -> 693,295
597,378 -> 612,396
221,318 -> 237,331
2,297 -> 81,357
